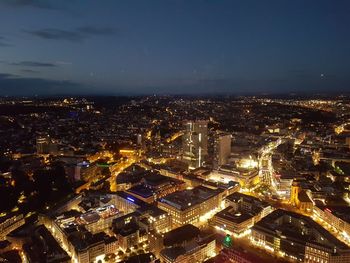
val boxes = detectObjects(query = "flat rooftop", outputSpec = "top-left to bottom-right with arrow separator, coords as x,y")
214,206 -> 255,224
128,185 -> 154,198
226,192 -> 270,208
163,224 -> 200,246
253,209 -> 349,251
159,185 -> 222,211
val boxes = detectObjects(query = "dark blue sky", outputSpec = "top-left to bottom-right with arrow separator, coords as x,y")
0,0 -> 350,95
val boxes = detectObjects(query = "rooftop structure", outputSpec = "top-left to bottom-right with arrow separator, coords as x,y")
252,209 -> 350,262
211,192 -> 273,235
158,186 -> 223,227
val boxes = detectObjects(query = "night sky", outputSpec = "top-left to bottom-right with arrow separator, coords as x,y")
0,0 -> 350,95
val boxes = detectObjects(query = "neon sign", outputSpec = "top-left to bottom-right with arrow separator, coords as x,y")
127,197 -> 135,202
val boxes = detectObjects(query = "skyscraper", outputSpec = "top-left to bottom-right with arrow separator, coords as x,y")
136,134 -> 142,145
182,120 -> 208,169
213,131 -> 231,169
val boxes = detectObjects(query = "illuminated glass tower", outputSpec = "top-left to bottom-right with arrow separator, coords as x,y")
182,120 -> 208,169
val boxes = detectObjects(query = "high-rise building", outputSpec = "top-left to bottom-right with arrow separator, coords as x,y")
213,131 -> 231,168
182,120 -> 208,169
136,134 -> 142,145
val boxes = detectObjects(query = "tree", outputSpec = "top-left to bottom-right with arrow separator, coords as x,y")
223,234 -> 233,248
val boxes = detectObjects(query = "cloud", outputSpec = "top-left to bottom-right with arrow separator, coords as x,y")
0,42 -> 11,47
0,36 -> 13,47
55,61 -> 72,65
77,26 -> 116,36
25,26 -> 117,42
24,29 -> 84,42
11,61 -> 57,67
0,73 -> 88,96
21,69 -> 40,73
0,0 -> 59,9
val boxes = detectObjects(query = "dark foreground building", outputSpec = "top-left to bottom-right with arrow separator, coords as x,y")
251,209 -> 350,263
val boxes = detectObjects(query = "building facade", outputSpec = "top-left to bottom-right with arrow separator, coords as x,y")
182,120 -> 208,169
213,132 -> 232,169
158,186 -> 223,227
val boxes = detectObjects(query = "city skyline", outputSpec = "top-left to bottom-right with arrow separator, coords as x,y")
1,0 -> 350,95
1,95 -> 350,263
2,2 -> 350,262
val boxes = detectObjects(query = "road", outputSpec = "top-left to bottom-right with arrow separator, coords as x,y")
258,138 -> 283,191
109,155 -> 138,192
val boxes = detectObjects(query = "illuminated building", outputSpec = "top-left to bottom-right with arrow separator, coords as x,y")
126,185 -> 159,204
114,192 -> 142,214
49,210 -> 118,263
126,173 -> 186,203
116,165 -> 150,191
158,225 -> 216,263
160,237 -> 215,263
115,222 -> 140,251
68,231 -> 118,263
36,135 -> 51,154
290,181 -> 313,213
266,125 -> 280,134
0,213 -> 25,240
313,205 -> 350,238
158,186 -> 223,227
158,159 -> 188,179
137,133 -> 142,145
137,206 -> 172,234
251,209 -> 350,262
74,161 -> 94,181
149,224 -> 200,258
148,231 -> 164,258
123,253 -> 158,263
236,156 -> 258,170
276,178 -> 293,198
273,170 -> 295,198
290,181 -> 300,206
182,120 -> 208,169
211,193 -> 273,235
217,247 -> 270,263
113,192 -> 172,234
22,225 -> 70,263
213,131 -> 232,169
49,204 -> 120,252
210,165 -> 259,188
75,205 -> 120,234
